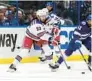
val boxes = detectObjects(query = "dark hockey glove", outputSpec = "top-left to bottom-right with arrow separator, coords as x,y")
48,37 -> 53,44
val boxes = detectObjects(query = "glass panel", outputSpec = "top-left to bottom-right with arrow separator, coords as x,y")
80,1 -> 91,21
0,1 -> 91,27
0,1 -> 19,27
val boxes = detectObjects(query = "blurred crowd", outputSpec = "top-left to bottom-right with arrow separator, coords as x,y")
0,1 -> 91,26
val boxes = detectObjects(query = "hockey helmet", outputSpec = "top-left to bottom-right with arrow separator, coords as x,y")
86,14 -> 92,21
46,2 -> 53,7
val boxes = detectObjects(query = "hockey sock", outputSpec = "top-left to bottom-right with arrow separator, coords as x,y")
13,55 -> 22,66
46,53 -> 53,60
12,49 -> 29,66
57,56 -> 63,64
42,44 -> 52,57
15,55 -> 22,62
57,52 -> 68,64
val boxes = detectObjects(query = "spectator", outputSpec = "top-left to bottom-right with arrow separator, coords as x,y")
0,5 -> 7,14
5,10 -> 18,26
61,10 -> 74,26
25,9 -> 36,25
56,1 -> 65,16
8,2 -> 16,14
0,11 -> 8,26
0,11 -> 5,25
80,1 -> 91,21
0,5 -> 7,20
17,10 -> 25,26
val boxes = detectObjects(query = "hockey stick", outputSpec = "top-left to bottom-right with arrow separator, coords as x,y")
79,49 -> 92,71
55,41 -> 71,69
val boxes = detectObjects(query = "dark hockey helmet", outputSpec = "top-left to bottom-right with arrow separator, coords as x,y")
86,14 -> 92,27
46,2 -> 53,7
86,14 -> 92,21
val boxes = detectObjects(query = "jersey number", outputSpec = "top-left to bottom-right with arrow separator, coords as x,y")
36,27 -> 41,31
78,26 -> 82,30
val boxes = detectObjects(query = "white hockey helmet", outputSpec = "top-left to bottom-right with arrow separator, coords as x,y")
41,8 -> 49,15
36,9 -> 49,21
36,8 -> 49,17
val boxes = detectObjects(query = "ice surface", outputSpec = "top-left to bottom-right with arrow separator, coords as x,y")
0,62 -> 92,81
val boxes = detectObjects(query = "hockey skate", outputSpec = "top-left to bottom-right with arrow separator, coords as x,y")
39,56 -> 47,63
39,54 -> 53,63
7,64 -> 17,72
49,62 -> 59,72
88,62 -> 91,67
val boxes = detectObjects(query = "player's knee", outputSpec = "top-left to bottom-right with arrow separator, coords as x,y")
17,49 -> 29,58
75,40 -> 82,49
42,44 -> 52,56
69,39 -> 81,51
65,50 -> 73,56
84,43 -> 91,52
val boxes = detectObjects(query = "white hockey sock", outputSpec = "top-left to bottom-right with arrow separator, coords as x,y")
42,44 -> 52,56
13,59 -> 20,67
12,49 -> 29,66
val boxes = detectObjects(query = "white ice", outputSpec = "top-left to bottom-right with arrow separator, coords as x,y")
0,61 -> 92,81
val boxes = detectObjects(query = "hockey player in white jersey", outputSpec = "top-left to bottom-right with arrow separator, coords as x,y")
7,9 -> 52,72
37,2 -> 65,63
38,8 -> 65,63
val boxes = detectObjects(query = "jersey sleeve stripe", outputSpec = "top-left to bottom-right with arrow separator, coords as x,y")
37,31 -> 46,37
26,29 -> 40,40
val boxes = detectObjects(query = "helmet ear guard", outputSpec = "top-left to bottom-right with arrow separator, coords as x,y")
86,14 -> 92,21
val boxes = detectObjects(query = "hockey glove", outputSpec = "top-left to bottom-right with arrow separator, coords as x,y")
48,37 -> 53,44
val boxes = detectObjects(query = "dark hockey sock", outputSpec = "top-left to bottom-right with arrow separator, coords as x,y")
88,55 -> 91,63
57,56 -> 63,64
46,54 -> 53,60
15,55 -> 22,62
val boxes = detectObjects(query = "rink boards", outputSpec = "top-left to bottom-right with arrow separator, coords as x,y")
0,27 -> 89,64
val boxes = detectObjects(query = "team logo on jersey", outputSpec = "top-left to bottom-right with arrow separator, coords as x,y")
82,21 -> 86,25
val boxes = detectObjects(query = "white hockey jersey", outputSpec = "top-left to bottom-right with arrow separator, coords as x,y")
45,13 -> 62,35
49,13 -> 65,25
26,19 -> 51,41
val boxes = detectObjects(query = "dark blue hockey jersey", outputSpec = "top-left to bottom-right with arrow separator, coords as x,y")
73,21 -> 91,40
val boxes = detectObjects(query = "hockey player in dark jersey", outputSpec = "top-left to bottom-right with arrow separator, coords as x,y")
49,14 -> 92,70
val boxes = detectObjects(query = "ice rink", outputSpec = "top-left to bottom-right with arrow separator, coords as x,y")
0,61 -> 92,81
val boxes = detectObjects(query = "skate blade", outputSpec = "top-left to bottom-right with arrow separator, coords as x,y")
51,68 -> 58,72
7,68 -> 16,73
39,60 -> 47,64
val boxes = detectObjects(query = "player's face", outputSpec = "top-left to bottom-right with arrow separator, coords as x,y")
37,15 -> 41,21
46,6 -> 52,12
87,20 -> 92,28
37,15 -> 46,22
40,16 -> 46,22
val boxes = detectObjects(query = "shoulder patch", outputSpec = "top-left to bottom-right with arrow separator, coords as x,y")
81,21 -> 86,25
